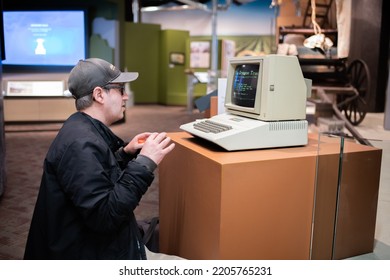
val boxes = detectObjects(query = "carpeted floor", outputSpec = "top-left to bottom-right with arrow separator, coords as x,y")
0,104 -> 203,259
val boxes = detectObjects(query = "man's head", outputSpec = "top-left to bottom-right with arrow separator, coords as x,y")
68,58 -> 138,124
68,58 -> 138,100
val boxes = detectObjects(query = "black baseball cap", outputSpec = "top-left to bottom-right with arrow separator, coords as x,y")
68,58 -> 138,99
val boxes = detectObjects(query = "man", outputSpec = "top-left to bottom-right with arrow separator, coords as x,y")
24,58 -> 175,259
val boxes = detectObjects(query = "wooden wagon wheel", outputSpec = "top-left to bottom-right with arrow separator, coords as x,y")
338,59 -> 371,125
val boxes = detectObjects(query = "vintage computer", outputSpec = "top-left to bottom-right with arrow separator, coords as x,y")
180,54 -> 312,151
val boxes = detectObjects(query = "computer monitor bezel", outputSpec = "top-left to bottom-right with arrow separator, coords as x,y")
224,55 -> 309,122
224,56 -> 265,119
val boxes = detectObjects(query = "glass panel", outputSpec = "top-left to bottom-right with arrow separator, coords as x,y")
311,132 -> 343,260
312,132 -> 386,260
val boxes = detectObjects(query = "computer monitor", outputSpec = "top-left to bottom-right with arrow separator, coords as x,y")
224,55 -> 311,121
180,54 -> 311,151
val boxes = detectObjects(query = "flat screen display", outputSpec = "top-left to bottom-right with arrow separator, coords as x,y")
2,10 -> 87,67
232,63 -> 259,108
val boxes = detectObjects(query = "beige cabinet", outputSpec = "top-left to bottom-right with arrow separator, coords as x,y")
4,97 -> 75,122
2,72 -> 75,122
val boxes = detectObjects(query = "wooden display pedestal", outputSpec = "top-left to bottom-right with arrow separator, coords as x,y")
159,132 -> 382,260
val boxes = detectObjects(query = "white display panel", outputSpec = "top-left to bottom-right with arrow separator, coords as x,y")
6,80 -> 65,97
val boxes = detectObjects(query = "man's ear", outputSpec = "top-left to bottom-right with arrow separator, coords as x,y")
92,87 -> 105,104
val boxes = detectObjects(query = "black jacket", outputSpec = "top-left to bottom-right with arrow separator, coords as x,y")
24,112 -> 155,259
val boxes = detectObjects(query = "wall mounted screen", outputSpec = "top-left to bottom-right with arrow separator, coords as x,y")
2,10 -> 87,67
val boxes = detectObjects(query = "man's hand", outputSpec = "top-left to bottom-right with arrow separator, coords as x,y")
139,132 -> 175,165
124,132 -> 151,155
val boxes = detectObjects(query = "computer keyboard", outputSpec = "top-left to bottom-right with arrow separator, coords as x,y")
193,120 -> 233,134
180,113 -> 308,151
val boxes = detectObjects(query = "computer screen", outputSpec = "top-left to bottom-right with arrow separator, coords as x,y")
225,55 -> 310,121
2,10 -> 87,68
232,63 -> 260,108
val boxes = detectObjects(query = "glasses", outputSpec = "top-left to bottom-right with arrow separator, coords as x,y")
102,85 -> 126,96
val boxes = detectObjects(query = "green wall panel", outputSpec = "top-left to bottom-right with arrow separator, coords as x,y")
89,34 -> 114,63
159,30 -> 190,105
123,23 -> 161,103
